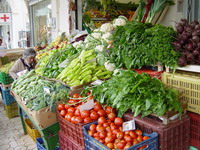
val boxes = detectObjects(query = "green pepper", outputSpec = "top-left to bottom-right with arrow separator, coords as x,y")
85,54 -> 96,62
79,70 -> 92,80
92,76 -> 98,81
100,74 -> 111,79
96,71 -> 112,77
80,65 -> 96,74
80,75 -> 92,85
94,70 -> 102,76
69,80 -> 80,87
69,75 -> 79,83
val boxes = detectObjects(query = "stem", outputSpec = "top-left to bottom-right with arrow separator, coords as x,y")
141,0 -> 154,23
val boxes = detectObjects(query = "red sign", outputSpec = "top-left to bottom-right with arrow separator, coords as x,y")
0,13 -> 11,23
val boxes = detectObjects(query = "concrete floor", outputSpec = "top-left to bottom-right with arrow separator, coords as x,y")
0,101 -> 37,150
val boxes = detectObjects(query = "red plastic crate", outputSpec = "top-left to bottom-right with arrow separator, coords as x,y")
134,69 -> 163,79
57,111 -> 88,147
58,131 -> 85,150
123,112 -> 190,150
187,112 -> 200,149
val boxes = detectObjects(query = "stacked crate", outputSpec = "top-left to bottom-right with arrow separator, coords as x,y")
0,72 -> 17,119
162,71 -> 200,149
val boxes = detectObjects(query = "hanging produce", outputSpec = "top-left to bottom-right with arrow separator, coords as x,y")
83,70 -> 183,117
174,19 -> 200,66
56,49 -> 112,87
11,70 -> 69,111
110,21 -> 180,69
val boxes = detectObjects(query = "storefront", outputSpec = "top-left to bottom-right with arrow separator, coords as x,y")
29,0 -> 52,46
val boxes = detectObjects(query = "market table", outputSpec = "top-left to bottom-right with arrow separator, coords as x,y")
12,91 -> 60,150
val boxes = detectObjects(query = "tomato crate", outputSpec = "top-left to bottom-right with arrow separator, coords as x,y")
162,72 -> 200,114
1,87 -> 15,105
134,69 -> 163,80
83,121 -> 158,150
24,119 -> 41,142
57,110 -> 89,147
58,131 -> 85,150
36,138 -> 60,150
4,102 -> 18,119
0,72 -> 14,84
123,112 -> 190,150
187,112 -> 200,149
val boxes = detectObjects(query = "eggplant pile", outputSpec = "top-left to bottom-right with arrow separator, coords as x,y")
174,19 -> 200,66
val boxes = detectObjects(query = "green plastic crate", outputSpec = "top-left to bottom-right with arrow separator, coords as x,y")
0,72 -> 14,84
4,102 -> 18,119
42,134 -> 59,150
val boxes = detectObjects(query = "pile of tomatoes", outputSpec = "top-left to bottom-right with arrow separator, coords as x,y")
57,92 -> 116,124
88,116 -> 150,150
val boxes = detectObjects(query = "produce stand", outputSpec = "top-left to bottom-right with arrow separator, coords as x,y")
12,91 -> 60,150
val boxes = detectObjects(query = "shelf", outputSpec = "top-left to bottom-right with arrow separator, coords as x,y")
177,65 -> 200,73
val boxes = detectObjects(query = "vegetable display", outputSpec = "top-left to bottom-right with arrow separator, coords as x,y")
11,70 -> 69,111
110,21 -> 180,69
87,117 -> 149,149
83,70 -> 183,117
35,45 -> 78,78
56,49 -> 112,86
174,19 -> 200,66
57,92 -> 116,124
0,61 -> 14,73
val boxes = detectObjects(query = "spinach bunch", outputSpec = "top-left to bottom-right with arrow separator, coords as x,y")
85,70 -> 183,117
110,21 -> 180,69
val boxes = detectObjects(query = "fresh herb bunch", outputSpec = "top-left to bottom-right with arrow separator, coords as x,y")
110,21 -> 180,69
84,70 -> 183,117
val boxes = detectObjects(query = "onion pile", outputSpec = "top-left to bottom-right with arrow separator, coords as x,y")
174,19 -> 200,66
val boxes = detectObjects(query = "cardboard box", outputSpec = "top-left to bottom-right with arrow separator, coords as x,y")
12,91 -> 58,129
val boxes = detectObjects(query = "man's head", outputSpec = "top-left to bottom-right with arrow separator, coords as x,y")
23,48 -> 36,64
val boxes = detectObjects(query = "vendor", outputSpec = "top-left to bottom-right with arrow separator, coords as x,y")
9,48 -> 36,80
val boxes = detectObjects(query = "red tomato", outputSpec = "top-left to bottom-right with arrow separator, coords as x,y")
139,145 -> 147,150
125,135 -> 133,143
75,116 -> 83,123
98,117 -> 107,125
99,139 -> 105,144
119,127 -> 123,131
115,139 -> 121,144
143,136 -> 150,141
106,126 -> 112,132
130,131 -> 137,139
114,117 -> 123,126
99,132 -> 107,139
108,113 -> 116,121
125,131 -> 130,135
73,93 -> 79,98
57,104 -> 65,111
67,107 -> 75,114
71,116 -> 77,123
95,137 -> 100,141
81,110 -> 90,119
103,122 -> 109,128
112,134 -> 117,140
74,109 -> 81,116
133,139 -> 139,145
105,106 -> 116,114
96,124 -> 103,130
64,104 -> 70,110
112,129 -> 120,135
84,117 -> 92,123
90,111 -> 99,120
135,129 -> 142,136
97,126 -> 105,132
65,113 -> 73,121
87,95 -> 94,100
90,124 -> 97,131
137,135 -> 143,142
107,143 -> 114,149
111,125 -> 118,131
88,130 -> 95,137
94,103 -> 102,111
117,142 -> 126,149
60,110 -> 67,117
93,132 -> 100,138
86,91 -> 91,96
107,131 -> 112,137
105,136 -> 114,143
97,109 -> 106,117
117,131 -> 124,139
107,119 -> 112,123
68,99 -> 76,105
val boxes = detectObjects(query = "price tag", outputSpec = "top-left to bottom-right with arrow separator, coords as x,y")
79,99 -> 94,112
91,80 -> 104,85
123,120 -> 136,132
16,70 -> 27,77
43,86 -> 51,94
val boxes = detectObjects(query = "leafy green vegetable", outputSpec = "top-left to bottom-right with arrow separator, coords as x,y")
110,21 -> 180,69
83,70 -> 183,117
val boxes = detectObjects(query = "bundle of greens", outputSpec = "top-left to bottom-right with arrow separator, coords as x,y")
110,21 -> 180,69
83,70 -> 183,117
11,70 -> 69,111
0,61 -> 15,74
